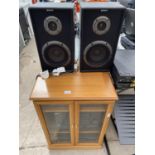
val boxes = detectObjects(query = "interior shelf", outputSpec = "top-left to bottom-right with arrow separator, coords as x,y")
43,107 -> 106,113
43,107 -> 69,112
80,131 -> 100,134
50,131 -> 70,134
49,130 -> 100,134
80,107 -> 106,112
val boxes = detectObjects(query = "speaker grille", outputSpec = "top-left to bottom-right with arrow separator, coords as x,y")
80,2 -> 125,72
83,41 -> 113,68
44,16 -> 62,35
92,16 -> 111,35
29,3 -> 75,72
42,41 -> 71,67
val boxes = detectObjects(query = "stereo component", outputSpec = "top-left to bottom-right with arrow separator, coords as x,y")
80,2 -> 125,72
29,2 -> 75,72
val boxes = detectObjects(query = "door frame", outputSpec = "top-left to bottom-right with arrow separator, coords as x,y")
75,100 -> 115,146
33,100 -> 75,148
33,100 -> 115,148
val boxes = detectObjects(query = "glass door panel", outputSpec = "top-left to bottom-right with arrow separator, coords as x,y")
41,104 -> 71,144
78,103 -> 107,143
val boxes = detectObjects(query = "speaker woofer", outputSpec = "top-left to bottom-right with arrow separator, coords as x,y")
42,41 -> 71,67
44,16 -> 62,35
83,41 -> 113,68
93,16 -> 111,35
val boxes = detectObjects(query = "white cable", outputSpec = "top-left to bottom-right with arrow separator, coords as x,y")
52,67 -> 66,76
38,70 -> 49,79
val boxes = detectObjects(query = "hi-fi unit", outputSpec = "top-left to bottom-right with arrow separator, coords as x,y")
29,2 -> 125,73
29,2 -> 75,72
80,2 -> 125,72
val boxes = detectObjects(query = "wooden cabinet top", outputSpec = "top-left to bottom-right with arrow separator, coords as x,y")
30,72 -> 118,101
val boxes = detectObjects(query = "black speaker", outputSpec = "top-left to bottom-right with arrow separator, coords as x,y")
80,2 -> 125,72
29,3 -> 75,72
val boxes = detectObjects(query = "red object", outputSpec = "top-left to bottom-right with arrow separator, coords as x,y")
74,1 -> 80,12
32,0 -> 37,4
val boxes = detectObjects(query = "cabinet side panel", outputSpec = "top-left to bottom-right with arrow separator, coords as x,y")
98,102 -> 115,144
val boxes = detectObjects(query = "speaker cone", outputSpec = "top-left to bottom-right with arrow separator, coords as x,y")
42,41 -> 71,67
83,41 -> 113,68
44,16 -> 62,35
93,16 -> 111,35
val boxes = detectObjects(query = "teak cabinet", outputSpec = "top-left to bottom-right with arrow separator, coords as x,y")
30,72 -> 118,149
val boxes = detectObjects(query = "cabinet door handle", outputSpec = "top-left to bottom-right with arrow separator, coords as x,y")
107,113 -> 111,118
75,124 -> 78,128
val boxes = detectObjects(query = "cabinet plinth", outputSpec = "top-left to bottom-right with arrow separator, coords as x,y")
30,72 -> 118,149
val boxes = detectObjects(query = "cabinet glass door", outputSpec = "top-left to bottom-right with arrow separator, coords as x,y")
76,102 -> 108,144
41,102 -> 73,144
